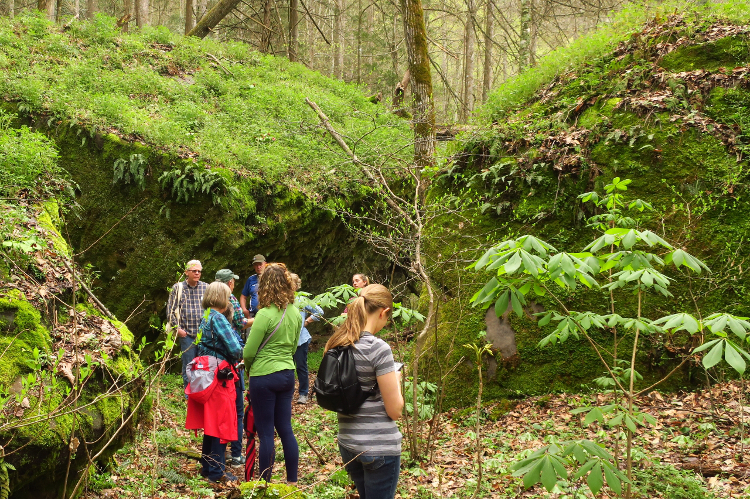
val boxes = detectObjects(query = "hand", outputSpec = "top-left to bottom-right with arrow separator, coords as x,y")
177,328 -> 187,338
304,316 -> 315,326
242,307 -> 250,318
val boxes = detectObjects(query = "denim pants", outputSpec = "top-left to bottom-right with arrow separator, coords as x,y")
230,371 -> 245,458
339,444 -> 401,499
293,340 -> 310,396
180,335 -> 197,391
249,369 -> 298,482
200,434 -> 227,481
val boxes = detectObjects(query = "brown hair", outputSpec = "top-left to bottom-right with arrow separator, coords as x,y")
202,281 -> 231,310
353,273 -> 370,286
258,263 -> 296,310
325,284 -> 392,351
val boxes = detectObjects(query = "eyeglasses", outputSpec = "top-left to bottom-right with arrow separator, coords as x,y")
188,269 -> 202,273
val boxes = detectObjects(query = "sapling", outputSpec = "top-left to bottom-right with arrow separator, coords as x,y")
470,177 -> 750,497
464,333 -> 493,499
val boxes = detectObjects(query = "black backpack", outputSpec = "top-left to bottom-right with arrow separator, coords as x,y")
314,346 -> 377,414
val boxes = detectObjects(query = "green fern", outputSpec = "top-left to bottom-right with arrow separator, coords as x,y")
158,164 -> 235,206
112,154 -> 148,190
158,467 -> 186,484
0,459 -> 16,499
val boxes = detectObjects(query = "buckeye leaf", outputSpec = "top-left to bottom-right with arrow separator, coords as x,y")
702,340 -> 724,369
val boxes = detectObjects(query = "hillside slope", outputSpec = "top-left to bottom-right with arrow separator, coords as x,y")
431,9 -> 750,406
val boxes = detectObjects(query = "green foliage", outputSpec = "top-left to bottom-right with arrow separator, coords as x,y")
0,109 -> 61,196
481,0 -> 750,120
0,459 -> 15,499
0,12 -> 411,194
158,164 -> 237,206
113,153 -> 148,190
239,480 -> 305,498
631,462 -> 717,499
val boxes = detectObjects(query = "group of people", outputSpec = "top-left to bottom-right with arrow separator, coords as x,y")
166,257 -> 404,499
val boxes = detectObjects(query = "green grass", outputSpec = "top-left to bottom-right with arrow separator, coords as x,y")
0,12 -> 411,194
480,0 -> 750,122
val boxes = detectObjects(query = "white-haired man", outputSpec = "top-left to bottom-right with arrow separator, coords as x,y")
166,259 -> 208,390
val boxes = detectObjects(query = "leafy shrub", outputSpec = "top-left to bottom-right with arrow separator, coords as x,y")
0,110 -> 60,196
632,463 -> 717,499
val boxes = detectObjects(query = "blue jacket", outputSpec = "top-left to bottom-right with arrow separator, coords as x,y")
241,274 -> 260,314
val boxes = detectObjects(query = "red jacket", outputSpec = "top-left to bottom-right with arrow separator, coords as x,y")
185,356 -> 237,442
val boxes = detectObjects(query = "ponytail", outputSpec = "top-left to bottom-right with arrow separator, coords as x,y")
325,284 -> 392,351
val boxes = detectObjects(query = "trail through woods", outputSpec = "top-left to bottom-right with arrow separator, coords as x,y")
81,373 -> 750,498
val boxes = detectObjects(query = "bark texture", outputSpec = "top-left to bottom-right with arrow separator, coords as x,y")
333,0 -> 345,78
85,0 -> 97,19
135,0 -> 148,26
187,0 -> 243,38
401,0 -> 435,168
185,0 -> 194,34
482,0 -> 494,103
461,0 -> 476,121
289,0 -> 299,61
519,0 -> 532,72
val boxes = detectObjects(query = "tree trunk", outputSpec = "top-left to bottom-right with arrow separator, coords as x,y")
392,69 -> 410,115
196,0 -> 208,23
135,0 -> 148,27
187,0 -> 243,39
38,0 -> 55,21
123,0 -> 132,31
388,14 -> 399,79
306,0 -> 316,66
356,0 -> 361,84
481,0 -> 493,103
333,0 -> 344,78
9,0 -> 14,18
85,0 -> 97,19
518,0 -> 532,72
461,0 -> 477,122
288,0 -> 298,61
401,0 -> 435,168
185,0 -> 194,34
261,0 -> 272,52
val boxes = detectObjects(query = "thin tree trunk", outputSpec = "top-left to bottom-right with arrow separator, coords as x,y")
185,0 -> 194,34
388,14 -> 399,78
288,0 -> 298,61
518,0 -> 532,72
356,0 -> 361,83
481,0 -> 493,103
461,0 -> 477,121
123,0 -> 132,31
74,0 -> 80,18
261,0 -> 272,52
333,0 -> 344,78
85,0 -> 96,19
306,0 -> 315,66
38,0 -> 55,20
188,0 -> 243,38
135,0 -> 148,26
196,0 -> 208,22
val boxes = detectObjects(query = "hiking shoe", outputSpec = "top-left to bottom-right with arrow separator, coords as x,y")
229,455 -> 246,466
297,394 -> 308,404
209,472 -> 238,484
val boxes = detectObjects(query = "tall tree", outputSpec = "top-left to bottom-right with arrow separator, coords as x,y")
85,0 -> 97,19
185,0 -> 194,34
518,0 -> 532,72
333,0 -> 345,78
288,0 -> 299,61
136,0 -> 149,26
482,0 -> 494,102
261,0 -> 272,52
38,0 -> 55,21
123,0 -> 132,31
461,0 -> 477,121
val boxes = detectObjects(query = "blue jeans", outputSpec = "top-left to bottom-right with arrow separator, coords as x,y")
180,335 -> 198,391
293,340 -> 310,396
249,369 -> 298,482
231,371 -> 245,458
200,434 -> 228,481
339,445 -> 400,499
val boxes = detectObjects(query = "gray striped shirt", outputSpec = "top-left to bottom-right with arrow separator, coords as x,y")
337,331 -> 402,456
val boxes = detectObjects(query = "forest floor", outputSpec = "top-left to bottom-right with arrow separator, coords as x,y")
81,373 -> 750,499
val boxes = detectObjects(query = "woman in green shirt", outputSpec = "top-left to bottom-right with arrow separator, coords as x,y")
243,263 -> 302,484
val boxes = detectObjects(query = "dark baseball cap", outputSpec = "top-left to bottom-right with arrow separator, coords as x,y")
215,269 -> 239,282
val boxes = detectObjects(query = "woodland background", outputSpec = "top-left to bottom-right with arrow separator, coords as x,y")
0,0 -> 626,123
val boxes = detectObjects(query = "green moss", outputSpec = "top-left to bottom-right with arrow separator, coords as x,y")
660,35 -> 750,72
0,289 -> 51,386
36,200 -> 70,256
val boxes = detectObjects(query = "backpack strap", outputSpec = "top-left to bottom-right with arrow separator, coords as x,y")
257,305 -> 288,354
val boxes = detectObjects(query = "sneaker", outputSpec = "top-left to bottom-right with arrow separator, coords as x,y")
209,472 -> 238,484
297,394 -> 308,404
229,455 -> 246,466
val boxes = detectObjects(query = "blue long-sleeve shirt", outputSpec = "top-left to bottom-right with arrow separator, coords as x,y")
298,304 -> 323,346
196,309 -> 244,363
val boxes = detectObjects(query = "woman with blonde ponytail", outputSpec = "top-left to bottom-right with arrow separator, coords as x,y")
327,284 -> 404,499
